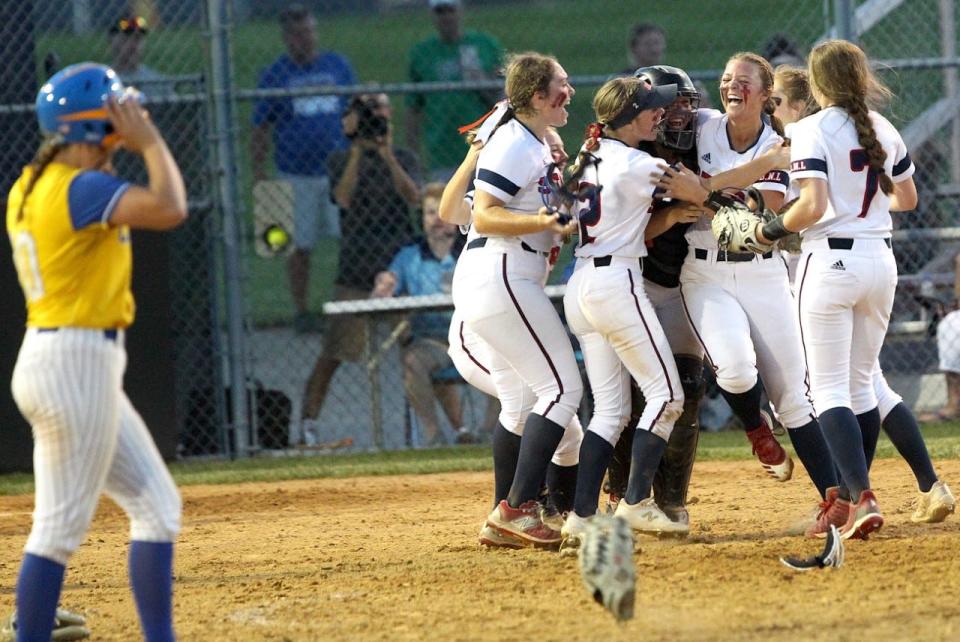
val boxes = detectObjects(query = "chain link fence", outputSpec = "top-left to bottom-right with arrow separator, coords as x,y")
2,0 -> 958,457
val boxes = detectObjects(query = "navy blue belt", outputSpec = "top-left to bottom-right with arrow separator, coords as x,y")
466,237 -> 550,257
37,328 -> 119,341
695,248 -> 772,262
827,237 -> 891,250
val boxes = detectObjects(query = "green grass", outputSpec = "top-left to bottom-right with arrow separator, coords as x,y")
2,420 -> 959,496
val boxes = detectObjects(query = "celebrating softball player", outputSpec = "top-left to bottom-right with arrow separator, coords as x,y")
658,53 -> 840,517
754,41 -> 929,538
7,63 -> 185,640
440,124 -> 584,548
771,63 -> 955,530
559,75 -> 687,544
452,52 -> 581,546
601,65 -> 706,531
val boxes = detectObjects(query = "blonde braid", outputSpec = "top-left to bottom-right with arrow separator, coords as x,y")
844,96 -> 894,195
16,136 -> 67,222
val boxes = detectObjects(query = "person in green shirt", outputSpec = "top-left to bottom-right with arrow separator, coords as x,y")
405,0 -> 503,180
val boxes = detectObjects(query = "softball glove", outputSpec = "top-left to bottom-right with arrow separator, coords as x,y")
709,187 -> 776,254
578,514 -> 636,622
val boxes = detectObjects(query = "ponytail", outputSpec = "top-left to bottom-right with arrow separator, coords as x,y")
807,40 -> 895,195
459,100 -> 515,147
582,122 -> 605,153
763,97 -> 785,136
844,96 -> 894,195
16,136 -> 67,222
567,122 -> 605,178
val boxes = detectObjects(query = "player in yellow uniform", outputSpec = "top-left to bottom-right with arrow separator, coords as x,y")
6,62 -> 187,642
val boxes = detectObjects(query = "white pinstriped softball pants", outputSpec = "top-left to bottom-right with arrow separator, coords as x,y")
11,328 -> 182,565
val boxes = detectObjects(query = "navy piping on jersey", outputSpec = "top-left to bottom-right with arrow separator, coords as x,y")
459,321 -> 490,375
791,158 -> 828,174
892,153 -> 912,177
725,119 -> 765,154
476,169 -> 520,196
500,253 -> 563,416
516,119 -> 544,144
796,252 -> 815,401
628,268 -> 675,409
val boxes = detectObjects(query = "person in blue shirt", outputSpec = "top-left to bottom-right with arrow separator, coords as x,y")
251,4 -> 356,333
372,182 -> 466,446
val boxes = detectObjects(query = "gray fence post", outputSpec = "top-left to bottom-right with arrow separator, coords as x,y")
206,0 -> 252,457
941,0 -> 960,183
833,0 -> 855,41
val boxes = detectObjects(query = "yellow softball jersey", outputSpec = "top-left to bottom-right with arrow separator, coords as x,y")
6,162 -> 134,329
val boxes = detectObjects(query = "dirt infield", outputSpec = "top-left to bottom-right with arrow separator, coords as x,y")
2,458 -> 959,641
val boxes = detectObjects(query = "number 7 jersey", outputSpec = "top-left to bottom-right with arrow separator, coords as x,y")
789,106 -> 914,239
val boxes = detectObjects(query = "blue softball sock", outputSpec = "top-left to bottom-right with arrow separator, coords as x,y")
572,431 -> 615,517
15,553 -> 65,642
129,541 -> 176,642
625,429 -> 668,505
882,402 -> 938,492
856,407 -> 882,469
787,419 -> 838,499
818,407 -> 871,498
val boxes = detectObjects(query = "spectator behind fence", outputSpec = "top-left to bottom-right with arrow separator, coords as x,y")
371,183 -> 473,446
406,0 -> 503,181
621,23 -> 712,107
623,22 -> 666,73
251,4 -> 356,333
109,14 -> 175,96
927,256 -> 960,422
300,92 -> 420,446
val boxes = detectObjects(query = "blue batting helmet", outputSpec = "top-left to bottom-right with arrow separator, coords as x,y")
36,62 -> 125,145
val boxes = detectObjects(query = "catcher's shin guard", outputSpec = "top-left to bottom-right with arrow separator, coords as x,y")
653,356 -> 704,509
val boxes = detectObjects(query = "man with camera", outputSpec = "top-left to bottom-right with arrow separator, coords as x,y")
300,93 -> 421,445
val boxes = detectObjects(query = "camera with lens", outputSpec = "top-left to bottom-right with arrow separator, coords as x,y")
346,95 -> 389,141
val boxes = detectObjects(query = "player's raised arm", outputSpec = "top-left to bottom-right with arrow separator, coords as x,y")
439,140 -> 481,226
107,95 -> 188,230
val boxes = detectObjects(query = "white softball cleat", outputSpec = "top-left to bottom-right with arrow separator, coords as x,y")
615,497 -> 689,536
911,480 -> 956,524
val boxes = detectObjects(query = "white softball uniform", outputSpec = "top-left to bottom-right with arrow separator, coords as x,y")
680,110 -> 816,428
644,278 -> 703,359
792,107 -> 914,415
11,328 -> 182,564
937,310 -> 960,374
563,138 -> 683,445
872,363 -> 904,421
452,119 -> 582,429
447,309 -> 582,466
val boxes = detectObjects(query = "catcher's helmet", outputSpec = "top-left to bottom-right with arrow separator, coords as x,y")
634,65 -> 700,151
36,62 -> 125,146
